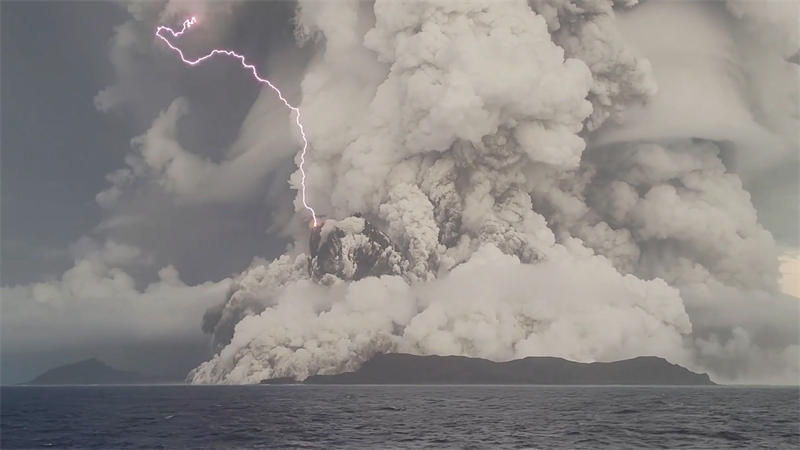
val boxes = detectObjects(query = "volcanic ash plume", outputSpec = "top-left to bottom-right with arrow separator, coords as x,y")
189,0 -> 798,384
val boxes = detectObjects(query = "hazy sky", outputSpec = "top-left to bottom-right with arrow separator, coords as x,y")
3,2 -> 124,284
1,0 -> 798,385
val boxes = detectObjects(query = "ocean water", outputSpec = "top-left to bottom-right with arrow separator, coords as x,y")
1,385 -> 798,449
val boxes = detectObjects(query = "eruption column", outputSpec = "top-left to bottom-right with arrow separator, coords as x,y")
155,17 -> 318,226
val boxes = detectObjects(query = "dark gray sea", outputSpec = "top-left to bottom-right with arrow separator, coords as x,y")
1,385 -> 798,449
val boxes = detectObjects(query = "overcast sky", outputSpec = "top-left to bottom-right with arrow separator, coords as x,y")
3,2 -> 123,284
1,0 -> 798,385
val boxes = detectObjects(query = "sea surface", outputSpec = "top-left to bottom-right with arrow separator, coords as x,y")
1,385 -> 798,449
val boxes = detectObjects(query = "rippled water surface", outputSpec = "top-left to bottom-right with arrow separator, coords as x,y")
2,385 -> 798,449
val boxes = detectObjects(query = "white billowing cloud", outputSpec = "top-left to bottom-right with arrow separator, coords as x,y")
528,0 -> 658,130
184,0 -> 797,385
528,138 -> 781,292
526,135 -> 798,384
379,183 -> 443,281
297,0 -> 593,218
1,239 -> 231,354
399,244 -> 691,364
593,140 -> 777,290
190,244 -> 692,384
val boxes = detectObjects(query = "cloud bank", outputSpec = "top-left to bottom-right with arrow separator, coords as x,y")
2,239 -> 230,356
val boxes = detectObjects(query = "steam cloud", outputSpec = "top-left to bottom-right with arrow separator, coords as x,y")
188,0 -> 799,384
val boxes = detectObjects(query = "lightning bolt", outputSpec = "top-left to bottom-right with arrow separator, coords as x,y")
155,17 -> 318,226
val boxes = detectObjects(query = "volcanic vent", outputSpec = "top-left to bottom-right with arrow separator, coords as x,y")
308,215 -> 405,283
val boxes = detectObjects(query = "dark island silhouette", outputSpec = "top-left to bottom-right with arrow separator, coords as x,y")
27,353 -> 714,385
25,358 -> 162,385
263,353 -> 715,385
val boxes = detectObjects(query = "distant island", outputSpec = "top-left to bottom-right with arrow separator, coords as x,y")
25,354 -> 714,385
263,353 -> 715,385
24,358 -> 168,385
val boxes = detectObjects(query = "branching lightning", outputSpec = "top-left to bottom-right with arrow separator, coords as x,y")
155,17 -> 318,226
